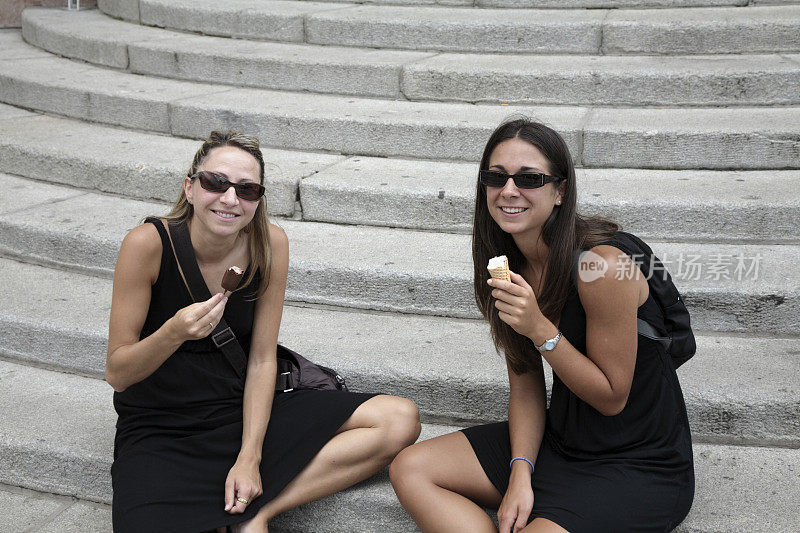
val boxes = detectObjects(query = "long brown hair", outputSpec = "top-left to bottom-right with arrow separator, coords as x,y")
161,130 -> 271,298
472,117 -> 618,374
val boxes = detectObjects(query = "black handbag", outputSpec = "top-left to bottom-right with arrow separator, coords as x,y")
158,218 -> 348,393
275,345 -> 347,393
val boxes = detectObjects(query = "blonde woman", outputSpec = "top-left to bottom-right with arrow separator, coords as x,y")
107,131 -> 420,532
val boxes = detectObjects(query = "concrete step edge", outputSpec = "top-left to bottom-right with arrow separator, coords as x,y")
0,483 -> 109,533
1,35 -> 799,168
20,8 -> 800,106
0,359 -> 798,531
0,114 -> 798,241
96,0 -> 800,55
2,255 -> 799,446
0,183 -> 797,329
97,0 -> 800,19
178,0 -> 800,8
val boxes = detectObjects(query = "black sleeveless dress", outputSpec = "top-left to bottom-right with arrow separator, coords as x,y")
111,221 -> 377,532
462,234 -> 694,532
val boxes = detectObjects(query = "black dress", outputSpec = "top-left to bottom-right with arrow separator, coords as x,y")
462,234 -> 694,532
111,221 -> 377,532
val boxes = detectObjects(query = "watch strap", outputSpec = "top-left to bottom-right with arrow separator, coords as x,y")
535,330 -> 562,352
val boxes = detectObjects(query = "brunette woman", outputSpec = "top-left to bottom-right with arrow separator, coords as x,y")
390,118 -> 693,532
107,131 -> 420,532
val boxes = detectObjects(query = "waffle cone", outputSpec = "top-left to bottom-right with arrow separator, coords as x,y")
487,256 -> 511,282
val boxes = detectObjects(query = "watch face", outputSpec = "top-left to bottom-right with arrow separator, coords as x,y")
545,341 -> 555,350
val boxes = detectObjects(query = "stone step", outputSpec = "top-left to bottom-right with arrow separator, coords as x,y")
21,8 -> 800,106
22,8 -> 434,101
1,34 -> 799,169
298,158 -> 800,242
267,0 -> 799,8
97,0 -> 800,54
0,107 -> 341,219
0,484 -> 110,533
3,256 -> 799,445
1,178 -> 797,331
0,359 -> 798,531
401,53 -> 800,106
1,111 -> 798,242
306,4 -> 800,55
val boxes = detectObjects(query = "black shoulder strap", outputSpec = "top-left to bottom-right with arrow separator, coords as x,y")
162,219 -> 247,379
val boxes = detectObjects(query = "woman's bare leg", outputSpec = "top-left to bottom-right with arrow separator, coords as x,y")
389,430 -> 503,533
232,394 -> 420,532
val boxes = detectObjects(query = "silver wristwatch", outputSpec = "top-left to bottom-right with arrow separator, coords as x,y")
535,331 -> 562,352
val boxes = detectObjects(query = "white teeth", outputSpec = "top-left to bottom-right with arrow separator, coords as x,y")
214,211 -> 236,218
501,207 -> 527,214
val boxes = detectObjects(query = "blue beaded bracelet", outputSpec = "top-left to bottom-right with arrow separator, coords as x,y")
510,457 -> 534,472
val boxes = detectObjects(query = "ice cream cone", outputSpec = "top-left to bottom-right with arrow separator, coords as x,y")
487,255 -> 511,282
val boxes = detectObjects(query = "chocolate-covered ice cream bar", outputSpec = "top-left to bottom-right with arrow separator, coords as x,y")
221,265 -> 244,294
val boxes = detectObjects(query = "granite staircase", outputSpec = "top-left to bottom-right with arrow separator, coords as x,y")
0,0 -> 798,530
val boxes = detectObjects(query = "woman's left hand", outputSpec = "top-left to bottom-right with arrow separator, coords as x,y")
224,458 -> 263,514
489,271 -> 545,339
498,473 -> 535,533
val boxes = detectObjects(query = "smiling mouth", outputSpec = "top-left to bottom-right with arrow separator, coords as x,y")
212,210 -> 239,219
500,207 -> 528,214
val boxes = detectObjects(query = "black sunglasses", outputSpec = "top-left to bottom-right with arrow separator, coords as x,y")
479,170 -> 563,189
189,171 -> 265,201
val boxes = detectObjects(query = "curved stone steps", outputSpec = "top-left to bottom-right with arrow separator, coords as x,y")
1,176 -> 797,332
283,0 -> 800,8
97,0 -> 800,55
302,4 -> 800,55
1,112 -> 798,241
22,8 -> 432,101
2,35 -> 799,169
1,0 -> 797,529
0,358 -> 798,531
22,8 -> 800,106
3,256 -> 800,446
0,108 -> 340,218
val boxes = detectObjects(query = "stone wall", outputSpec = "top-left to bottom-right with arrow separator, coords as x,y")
1,0 -> 96,28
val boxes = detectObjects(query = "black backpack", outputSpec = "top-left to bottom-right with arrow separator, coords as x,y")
572,231 -> 696,369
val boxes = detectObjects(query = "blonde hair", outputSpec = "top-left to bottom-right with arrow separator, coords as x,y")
163,131 -> 271,298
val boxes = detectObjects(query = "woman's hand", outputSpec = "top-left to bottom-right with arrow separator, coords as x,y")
497,466 -> 535,533
489,272 -> 545,339
165,293 -> 228,343
224,457 -> 263,514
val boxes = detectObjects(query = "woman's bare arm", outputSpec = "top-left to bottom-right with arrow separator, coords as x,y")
497,356 -> 547,532
529,245 -> 642,415
507,356 -> 547,475
105,223 -> 227,392
223,224 -> 289,513
237,223 -> 289,464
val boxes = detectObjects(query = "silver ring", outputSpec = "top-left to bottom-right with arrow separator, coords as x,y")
208,322 -> 214,329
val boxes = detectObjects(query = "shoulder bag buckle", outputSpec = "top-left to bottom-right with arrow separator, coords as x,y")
212,327 -> 236,348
